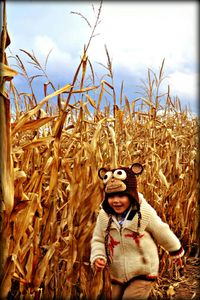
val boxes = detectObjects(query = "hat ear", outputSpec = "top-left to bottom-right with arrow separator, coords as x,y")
98,168 -> 108,179
131,163 -> 143,175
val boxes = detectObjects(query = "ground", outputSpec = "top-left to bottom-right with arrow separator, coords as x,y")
150,257 -> 200,300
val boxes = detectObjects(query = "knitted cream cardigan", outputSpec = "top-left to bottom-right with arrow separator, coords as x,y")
90,193 -> 184,283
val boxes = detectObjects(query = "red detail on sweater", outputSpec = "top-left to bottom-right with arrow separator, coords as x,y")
108,235 -> 120,256
125,232 -> 144,246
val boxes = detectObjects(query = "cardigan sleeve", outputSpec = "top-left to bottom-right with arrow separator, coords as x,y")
145,203 -> 184,258
90,210 -> 107,266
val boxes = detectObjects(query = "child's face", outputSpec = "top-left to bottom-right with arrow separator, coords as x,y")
108,194 -> 131,214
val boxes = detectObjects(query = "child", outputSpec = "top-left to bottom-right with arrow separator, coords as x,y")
90,163 -> 184,300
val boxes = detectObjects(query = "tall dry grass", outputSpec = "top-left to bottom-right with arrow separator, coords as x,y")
0,1 -> 199,299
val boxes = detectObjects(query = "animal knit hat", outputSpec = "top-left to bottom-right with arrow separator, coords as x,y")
98,163 -> 144,214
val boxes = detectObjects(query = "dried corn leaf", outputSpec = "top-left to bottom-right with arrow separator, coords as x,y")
11,117 -> 55,133
0,62 -> 18,79
85,94 -> 97,109
11,84 -> 72,135
102,80 -> 114,90
0,255 -> 15,298
65,85 -> 99,94
80,52 -> 88,89
158,169 -> 170,189
25,246 -> 34,282
140,97 -> 154,107
11,193 -> 38,256
167,285 -> 176,297
21,136 -> 54,149
33,241 -> 60,288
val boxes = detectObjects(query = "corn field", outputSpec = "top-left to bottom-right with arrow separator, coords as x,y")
0,2 -> 199,299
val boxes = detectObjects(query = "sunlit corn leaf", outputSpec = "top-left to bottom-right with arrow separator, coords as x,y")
21,136 -> 54,150
85,93 -> 97,109
11,117 -> 55,133
158,169 -> 170,189
0,62 -> 18,80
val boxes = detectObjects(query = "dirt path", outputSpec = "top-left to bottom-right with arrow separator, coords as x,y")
150,257 -> 200,300
173,257 -> 200,300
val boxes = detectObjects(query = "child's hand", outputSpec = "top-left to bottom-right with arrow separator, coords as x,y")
94,258 -> 106,271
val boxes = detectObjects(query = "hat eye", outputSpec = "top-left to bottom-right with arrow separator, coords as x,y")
103,171 -> 113,184
113,169 -> 127,180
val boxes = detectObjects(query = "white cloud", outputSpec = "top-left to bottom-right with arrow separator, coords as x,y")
88,2 -> 197,73
34,35 -> 71,65
166,71 -> 198,100
32,35 -> 82,85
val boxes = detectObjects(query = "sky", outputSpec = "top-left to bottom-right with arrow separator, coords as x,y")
4,0 -> 199,114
